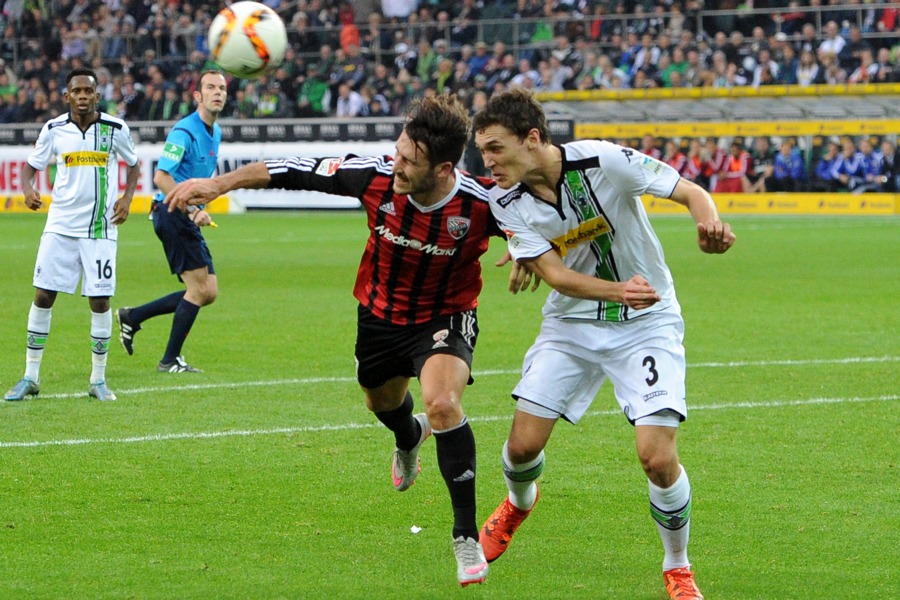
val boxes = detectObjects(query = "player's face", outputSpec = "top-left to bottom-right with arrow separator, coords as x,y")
196,72 -> 228,115
475,124 -> 533,189
392,131 -> 437,196
64,75 -> 99,117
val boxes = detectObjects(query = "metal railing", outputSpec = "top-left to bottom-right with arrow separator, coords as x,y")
7,3 -> 900,74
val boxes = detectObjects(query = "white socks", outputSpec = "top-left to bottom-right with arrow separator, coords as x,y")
649,465 -> 692,571
25,304 -> 52,382
502,440 -> 543,510
90,309 -> 112,384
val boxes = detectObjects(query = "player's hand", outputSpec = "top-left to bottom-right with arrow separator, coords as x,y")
697,221 -> 735,254
620,275 -> 660,310
111,197 -> 132,224
497,251 -> 541,294
23,189 -> 42,210
191,209 -> 212,227
165,178 -> 220,212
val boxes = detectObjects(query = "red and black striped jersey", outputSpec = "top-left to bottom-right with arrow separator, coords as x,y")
266,155 -> 501,326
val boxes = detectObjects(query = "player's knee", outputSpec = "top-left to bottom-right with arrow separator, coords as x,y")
421,392 -> 462,429
638,450 -> 679,484
33,289 -> 55,308
193,282 -> 217,306
506,437 -> 543,464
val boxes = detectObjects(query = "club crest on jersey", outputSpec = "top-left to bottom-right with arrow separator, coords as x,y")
432,329 -> 449,349
447,216 -> 470,239
315,157 -> 343,176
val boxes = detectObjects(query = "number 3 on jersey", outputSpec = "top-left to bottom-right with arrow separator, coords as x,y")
642,355 -> 659,386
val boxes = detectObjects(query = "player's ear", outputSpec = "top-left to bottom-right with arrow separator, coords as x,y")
436,160 -> 454,177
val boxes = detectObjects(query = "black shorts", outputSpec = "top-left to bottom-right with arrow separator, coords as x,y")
355,304 -> 479,389
151,201 -> 215,279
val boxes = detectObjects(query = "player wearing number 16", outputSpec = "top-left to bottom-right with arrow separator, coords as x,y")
5,68 -> 140,403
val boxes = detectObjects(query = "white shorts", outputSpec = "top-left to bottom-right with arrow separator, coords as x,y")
512,309 -> 687,425
33,233 -> 117,297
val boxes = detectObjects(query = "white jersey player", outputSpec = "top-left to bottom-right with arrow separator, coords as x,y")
472,89 -> 735,600
5,68 -> 140,403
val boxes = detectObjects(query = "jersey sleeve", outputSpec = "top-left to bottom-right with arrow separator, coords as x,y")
600,141 -> 681,199
265,154 -> 382,198
26,122 -> 53,171
489,190 -> 553,262
156,127 -> 193,174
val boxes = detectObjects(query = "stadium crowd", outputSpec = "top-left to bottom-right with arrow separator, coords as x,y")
646,133 -> 898,193
0,0 -> 897,190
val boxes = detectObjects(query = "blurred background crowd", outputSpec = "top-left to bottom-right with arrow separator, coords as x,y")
0,0 -> 897,189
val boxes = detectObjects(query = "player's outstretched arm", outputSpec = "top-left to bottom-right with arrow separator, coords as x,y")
165,162 -> 272,212
668,178 -> 736,254
524,250 -> 660,309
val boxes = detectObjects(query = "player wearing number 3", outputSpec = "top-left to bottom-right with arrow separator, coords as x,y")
5,68 -> 140,402
473,90 -> 735,600
164,96 -> 536,587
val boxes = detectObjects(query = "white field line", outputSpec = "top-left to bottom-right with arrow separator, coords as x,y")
16,355 -> 899,402
1,394 -> 896,450
0,355 -> 896,450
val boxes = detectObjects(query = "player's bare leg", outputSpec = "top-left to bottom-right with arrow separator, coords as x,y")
637,424 -> 703,600
481,409 -> 555,562
419,354 -> 487,586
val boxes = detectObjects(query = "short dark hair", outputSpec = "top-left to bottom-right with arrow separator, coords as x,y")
404,95 -> 471,168
198,69 -> 226,86
66,67 -> 98,87
472,88 -> 551,144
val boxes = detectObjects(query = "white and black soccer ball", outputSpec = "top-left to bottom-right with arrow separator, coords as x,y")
208,1 -> 288,79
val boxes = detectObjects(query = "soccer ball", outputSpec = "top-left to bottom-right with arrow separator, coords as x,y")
208,1 -> 288,79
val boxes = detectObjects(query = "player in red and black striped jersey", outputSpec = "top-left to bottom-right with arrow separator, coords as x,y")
165,96 -> 523,586
263,153 -> 499,326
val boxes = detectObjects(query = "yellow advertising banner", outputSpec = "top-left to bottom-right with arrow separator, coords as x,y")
536,83 -> 900,103
642,194 -> 897,215
578,120 -> 900,140
1,195 -> 231,214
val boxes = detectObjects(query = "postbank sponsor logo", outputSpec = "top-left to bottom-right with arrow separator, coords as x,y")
550,215 -> 611,257
63,151 -> 107,167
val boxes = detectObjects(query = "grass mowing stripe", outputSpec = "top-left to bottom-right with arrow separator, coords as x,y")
2,393 -> 896,450
11,355 -> 897,401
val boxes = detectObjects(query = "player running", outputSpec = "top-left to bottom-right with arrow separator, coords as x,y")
164,95 -> 531,587
472,89 -> 735,600
5,67 -> 139,402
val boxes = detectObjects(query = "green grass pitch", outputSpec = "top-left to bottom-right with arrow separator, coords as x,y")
0,211 -> 897,599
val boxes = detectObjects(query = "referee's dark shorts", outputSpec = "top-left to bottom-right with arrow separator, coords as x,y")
151,197 -> 215,280
355,304 -> 479,389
